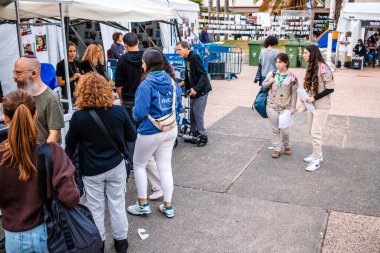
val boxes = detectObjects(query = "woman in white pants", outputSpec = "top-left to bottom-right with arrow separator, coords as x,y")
127,49 -> 182,218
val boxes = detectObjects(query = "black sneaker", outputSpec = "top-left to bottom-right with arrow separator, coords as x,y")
184,131 -> 199,144
197,134 -> 208,147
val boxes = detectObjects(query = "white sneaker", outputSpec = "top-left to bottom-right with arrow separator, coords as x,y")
149,190 -> 163,200
303,154 -> 323,163
159,204 -> 174,218
127,201 -> 151,216
306,158 -> 321,172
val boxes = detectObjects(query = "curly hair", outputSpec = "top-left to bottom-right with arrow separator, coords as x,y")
74,72 -> 114,109
263,36 -> 278,48
304,45 -> 330,95
82,44 -> 104,67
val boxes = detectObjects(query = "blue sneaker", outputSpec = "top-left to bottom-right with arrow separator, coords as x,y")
127,201 -> 151,216
159,204 -> 174,218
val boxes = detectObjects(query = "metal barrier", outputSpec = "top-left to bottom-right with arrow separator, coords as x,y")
166,44 -> 242,81
201,45 -> 242,80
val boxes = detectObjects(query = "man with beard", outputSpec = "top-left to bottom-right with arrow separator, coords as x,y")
13,55 -> 64,142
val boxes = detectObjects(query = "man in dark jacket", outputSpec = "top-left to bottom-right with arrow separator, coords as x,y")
115,32 -> 163,200
200,25 -> 211,44
115,32 -> 144,118
176,41 -> 212,145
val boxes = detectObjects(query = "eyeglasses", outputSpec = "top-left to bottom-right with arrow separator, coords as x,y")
13,70 -> 33,76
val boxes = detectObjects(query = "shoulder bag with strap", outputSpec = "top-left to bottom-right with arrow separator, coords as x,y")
89,110 -> 132,179
37,142 -> 103,253
147,79 -> 177,132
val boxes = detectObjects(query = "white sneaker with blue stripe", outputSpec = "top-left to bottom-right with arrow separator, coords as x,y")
159,204 -> 174,218
127,201 -> 151,216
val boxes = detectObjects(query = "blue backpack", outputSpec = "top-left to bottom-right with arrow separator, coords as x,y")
253,71 -> 276,118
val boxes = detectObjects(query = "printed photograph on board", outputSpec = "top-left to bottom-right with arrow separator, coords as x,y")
35,35 -> 47,52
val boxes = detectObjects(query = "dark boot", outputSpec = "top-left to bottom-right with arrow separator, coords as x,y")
114,238 -> 128,253
184,131 -> 199,144
100,240 -> 105,253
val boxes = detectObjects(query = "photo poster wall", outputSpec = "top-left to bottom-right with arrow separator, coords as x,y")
68,21 -> 103,58
177,10 -> 198,44
131,21 -> 163,50
21,20 -> 49,63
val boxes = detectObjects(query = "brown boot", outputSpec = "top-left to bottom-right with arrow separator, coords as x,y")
284,147 -> 292,155
272,151 -> 281,158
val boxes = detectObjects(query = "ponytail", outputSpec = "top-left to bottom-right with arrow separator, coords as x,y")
0,90 -> 37,181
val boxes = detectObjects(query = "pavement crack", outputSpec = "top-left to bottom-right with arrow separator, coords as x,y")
341,116 -> 350,148
223,144 -> 266,194
317,210 -> 331,253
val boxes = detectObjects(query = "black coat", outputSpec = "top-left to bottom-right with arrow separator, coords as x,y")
353,44 -> 367,57
81,60 -> 107,80
184,50 -> 212,98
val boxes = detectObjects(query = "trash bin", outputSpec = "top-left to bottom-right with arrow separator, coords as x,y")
284,41 -> 299,68
208,61 -> 225,80
300,41 -> 317,68
248,41 -> 263,66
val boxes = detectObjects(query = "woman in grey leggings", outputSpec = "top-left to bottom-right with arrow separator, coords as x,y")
127,49 -> 182,218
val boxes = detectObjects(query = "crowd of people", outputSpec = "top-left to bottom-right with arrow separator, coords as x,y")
0,30 -> 212,253
0,26 -> 341,251
340,31 -> 380,69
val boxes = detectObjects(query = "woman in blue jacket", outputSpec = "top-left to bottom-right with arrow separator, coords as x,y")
127,49 -> 182,218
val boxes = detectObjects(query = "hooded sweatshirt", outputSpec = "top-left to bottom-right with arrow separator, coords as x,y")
115,50 -> 144,102
133,71 -> 183,135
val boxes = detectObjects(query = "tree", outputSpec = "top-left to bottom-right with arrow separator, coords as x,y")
256,0 -> 318,15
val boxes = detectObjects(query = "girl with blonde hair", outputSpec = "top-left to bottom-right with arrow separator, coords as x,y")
81,43 -> 107,79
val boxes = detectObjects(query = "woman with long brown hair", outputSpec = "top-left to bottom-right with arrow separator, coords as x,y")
65,72 -> 136,253
127,49 -> 182,219
302,45 -> 334,172
0,90 -> 79,253
81,43 -> 107,79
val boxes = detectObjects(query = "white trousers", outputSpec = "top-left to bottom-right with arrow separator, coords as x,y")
133,128 -> 177,202
82,161 -> 128,241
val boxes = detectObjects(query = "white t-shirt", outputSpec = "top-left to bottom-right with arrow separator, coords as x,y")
339,34 -> 351,52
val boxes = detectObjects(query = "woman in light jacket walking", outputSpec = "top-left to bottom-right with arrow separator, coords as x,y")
127,49 -> 182,218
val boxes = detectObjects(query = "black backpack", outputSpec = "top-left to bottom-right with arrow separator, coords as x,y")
37,143 -> 103,253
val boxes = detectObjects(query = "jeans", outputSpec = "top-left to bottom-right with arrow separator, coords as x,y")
4,223 -> 48,253
82,161 -> 128,241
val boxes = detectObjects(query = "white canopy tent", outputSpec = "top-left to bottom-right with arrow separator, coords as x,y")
0,0 -> 176,22
336,3 -> 380,58
0,0 -> 176,109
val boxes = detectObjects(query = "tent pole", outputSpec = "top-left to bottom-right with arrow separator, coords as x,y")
15,0 -> 23,56
59,3 -> 73,113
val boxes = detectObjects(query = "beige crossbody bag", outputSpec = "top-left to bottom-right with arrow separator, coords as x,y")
147,79 -> 177,132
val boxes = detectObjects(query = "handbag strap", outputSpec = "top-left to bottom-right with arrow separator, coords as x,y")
147,78 -> 177,123
89,110 -> 127,160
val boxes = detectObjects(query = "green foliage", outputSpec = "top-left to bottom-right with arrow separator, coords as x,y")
189,0 -> 203,6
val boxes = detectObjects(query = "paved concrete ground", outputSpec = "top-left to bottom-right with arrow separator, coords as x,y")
117,65 -> 380,253
2,64 -> 379,253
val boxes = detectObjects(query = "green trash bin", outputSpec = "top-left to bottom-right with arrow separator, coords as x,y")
248,41 -> 263,66
284,41 -> 299,68
300,41 -> 317,68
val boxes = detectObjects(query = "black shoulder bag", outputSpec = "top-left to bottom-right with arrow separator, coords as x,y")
37,142 -> 103,253
89,110 -> 132,179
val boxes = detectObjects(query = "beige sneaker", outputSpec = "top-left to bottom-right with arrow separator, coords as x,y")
272,151 -> 281,158
284,147 -> 292,155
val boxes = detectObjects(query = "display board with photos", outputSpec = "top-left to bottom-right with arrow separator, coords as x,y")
68,21 -> 103,57
131,21 -> 162,49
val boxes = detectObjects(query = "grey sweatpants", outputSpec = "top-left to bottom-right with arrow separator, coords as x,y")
190,93 -> 209,135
